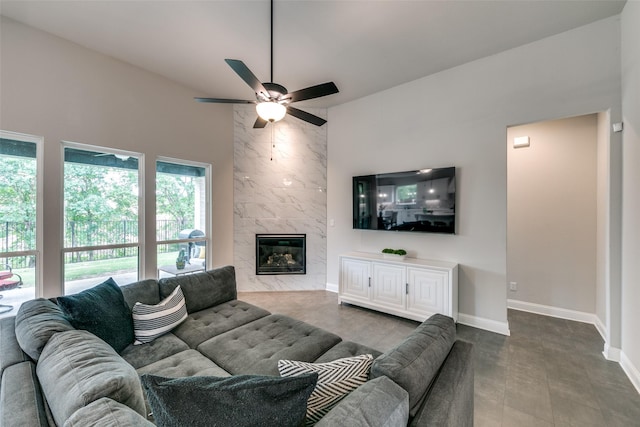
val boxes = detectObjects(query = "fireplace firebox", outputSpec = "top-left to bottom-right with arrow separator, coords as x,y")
256,234 -> 306,275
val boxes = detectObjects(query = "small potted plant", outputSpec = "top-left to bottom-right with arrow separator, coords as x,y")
381,248 -> 407,261
175,249 -> 187,270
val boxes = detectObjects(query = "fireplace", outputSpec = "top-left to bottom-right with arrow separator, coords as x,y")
256,234 -> 306,275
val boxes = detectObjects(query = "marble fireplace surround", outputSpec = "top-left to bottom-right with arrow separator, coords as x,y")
233,104 -> 327,291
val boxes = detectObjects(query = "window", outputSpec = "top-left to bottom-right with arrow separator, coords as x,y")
396,184 -> 417,205
0,131 -> 42,317
63,145 -> 142,293
156,159 -> 209,278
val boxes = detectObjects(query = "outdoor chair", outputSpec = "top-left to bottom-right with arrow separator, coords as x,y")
0,264 -> 22,314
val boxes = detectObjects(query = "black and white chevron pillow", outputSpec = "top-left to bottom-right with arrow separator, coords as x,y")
132,285 -> 187,345
278,354 -> 373,425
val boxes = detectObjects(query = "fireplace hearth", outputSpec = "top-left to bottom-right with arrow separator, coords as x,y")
256,234 -> 306,275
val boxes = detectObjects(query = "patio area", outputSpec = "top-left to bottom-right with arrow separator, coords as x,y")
0,271 -> 139,319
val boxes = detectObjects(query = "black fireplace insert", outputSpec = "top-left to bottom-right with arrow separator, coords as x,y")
256,234 -> 306,275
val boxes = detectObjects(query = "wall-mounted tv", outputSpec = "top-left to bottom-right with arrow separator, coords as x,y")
353,167 -> 456,234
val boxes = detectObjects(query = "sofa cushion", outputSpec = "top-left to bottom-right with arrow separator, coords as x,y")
370,314 -> 455,417
158,265 -> 237,313
0,317 -> 29,375
136,349 -> 230,378
120,333 -> 189,370
36,330 -> 146,426
64,398 -> 154,427
197,314 -> 342,376
14,298 -> 75,362
314,341 -> 382,363
132,285 -> 188,344
315,376 -> 409,427
278,354 -> 374,425
0,361 -> 48,427
140,373 -> 318,427
57,278 -> 134,352
171,299 -> 270,348
120,279 -> 160,310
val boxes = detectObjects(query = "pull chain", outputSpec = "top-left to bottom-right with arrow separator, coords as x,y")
270,124 -> 274,161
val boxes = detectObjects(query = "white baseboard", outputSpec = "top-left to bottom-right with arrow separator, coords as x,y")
593,316 -> 608,342
457,313 -> 510,336
507,299 -> 640,393
620,351 -> 640,395
603,343 -> 621,362
507,299 -> 599,325
325,282 -> 338,293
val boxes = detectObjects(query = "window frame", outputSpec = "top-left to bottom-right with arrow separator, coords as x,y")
61,141 -> 144,291
0,130 -> 44,298
155,156 -> 212,275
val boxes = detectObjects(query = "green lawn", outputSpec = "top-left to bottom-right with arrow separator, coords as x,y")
13,252 -> 178,287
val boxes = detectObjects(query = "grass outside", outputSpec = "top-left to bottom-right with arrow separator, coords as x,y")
11,252 -> 178,287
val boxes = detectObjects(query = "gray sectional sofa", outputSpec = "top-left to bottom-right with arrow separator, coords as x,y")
0,265 -> 474,426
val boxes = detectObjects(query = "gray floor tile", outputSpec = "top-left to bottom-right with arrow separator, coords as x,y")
237,291 -> 640,426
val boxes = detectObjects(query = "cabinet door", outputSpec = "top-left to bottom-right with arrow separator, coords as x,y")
340,258 -> 371,300
371,263 -> 406,309
406,267 -> 449,318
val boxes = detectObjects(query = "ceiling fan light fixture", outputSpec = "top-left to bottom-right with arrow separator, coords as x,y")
256,101 -> 286,122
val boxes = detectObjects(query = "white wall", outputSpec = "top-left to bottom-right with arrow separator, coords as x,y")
0,17 -> 235,298
620,1 -> 640,392
233,105 -> 327,291
596,111 -> 609,330
327,16 -> 622,333
507,115 -> 597,313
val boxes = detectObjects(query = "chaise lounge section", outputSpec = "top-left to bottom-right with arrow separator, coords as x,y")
0,265 -> 473,426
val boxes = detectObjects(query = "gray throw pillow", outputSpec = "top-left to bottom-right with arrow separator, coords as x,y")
141,373 -> 318,427
57,278 -> 134,352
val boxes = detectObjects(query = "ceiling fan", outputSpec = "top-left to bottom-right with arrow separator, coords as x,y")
195,0 -> 338,128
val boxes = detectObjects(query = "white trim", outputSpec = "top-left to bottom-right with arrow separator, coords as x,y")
620,351 -> 640,395
594,315 -> 608,341
603,343 -> 621,362
325,282 -> 339,293
457,313 -> 510,336
1,130 -> 44,299
508,299 -> 598,324
156,155 -> 212,277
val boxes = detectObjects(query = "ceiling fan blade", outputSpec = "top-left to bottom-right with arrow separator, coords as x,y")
287,106 -> 327,126
194,97 -> 255,104
225,59 -> 268,97
253,117 -> 268,128
284,82 -> 339,103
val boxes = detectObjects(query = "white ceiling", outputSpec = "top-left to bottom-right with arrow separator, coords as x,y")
0,0 -> 626,108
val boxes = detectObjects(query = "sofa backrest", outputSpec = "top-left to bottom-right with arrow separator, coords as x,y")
370,313 -> 456,417
120,278 -> 161,310
158,266 -> 237,314
14,298 -> 75,362
37,329 -> 147,426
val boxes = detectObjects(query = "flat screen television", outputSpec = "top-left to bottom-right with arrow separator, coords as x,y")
353,167 -> 456,234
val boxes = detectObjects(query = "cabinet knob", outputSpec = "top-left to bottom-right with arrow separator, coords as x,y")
406,283 -> 409,294
368,277 -> 371,287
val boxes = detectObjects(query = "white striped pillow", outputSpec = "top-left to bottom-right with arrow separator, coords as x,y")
132,285 -> 187,345
278,354 -> 373,425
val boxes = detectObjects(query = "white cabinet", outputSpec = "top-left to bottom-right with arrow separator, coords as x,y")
339,252 -> 458,322
340,258 -> 371,300
371,263 -> 406,310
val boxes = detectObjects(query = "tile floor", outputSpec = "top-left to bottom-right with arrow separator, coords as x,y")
239,290 -> 640,427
